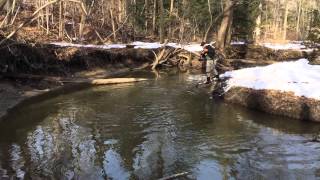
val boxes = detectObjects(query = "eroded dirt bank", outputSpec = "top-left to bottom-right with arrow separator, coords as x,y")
217,87 -> 320,122
0,43 -> 156,120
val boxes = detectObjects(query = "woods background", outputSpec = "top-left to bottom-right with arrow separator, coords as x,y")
0,0 -> 319,49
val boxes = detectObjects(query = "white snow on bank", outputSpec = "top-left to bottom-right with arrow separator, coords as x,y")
51,41 -> 204,52
231,41 -> 246,45
131,41 -> 162,49
51,42 -> 127,49
172,43 -> 204,52
261,42 -> 315,52
262,42 -> 306,50
222,59 -> 320,100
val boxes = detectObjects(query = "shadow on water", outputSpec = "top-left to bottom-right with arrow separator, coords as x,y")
0,70 -> 320,179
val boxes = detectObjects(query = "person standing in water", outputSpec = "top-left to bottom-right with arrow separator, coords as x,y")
200,42 -> 219,84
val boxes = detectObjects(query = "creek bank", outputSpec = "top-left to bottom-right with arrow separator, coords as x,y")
0,42 -> 156,121
0,41 -> 317,122
214,58 -> 320,122
218,87 -> 320,122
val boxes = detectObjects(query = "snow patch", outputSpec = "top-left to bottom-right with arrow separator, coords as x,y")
231,41 -> 246,45
131,41 -> 162,49
51,41 -> 204,52
51,42 -> 126,49
222,59 -> 320,100
261,42 -> 314,52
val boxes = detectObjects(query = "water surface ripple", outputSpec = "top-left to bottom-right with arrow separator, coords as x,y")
0,71 -> 320,179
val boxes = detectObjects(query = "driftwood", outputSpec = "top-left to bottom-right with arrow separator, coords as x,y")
86,78 -> 148,85
152,48 -> 167,70
158,172 -> 190,180
1,73 -> 149,85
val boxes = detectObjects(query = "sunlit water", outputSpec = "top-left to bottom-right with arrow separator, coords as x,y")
0,71 -> 320,180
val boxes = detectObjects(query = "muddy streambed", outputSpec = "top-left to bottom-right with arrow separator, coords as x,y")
0,71 -> 320,179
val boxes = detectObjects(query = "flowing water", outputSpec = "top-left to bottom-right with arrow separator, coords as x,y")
0,71 -> 320,180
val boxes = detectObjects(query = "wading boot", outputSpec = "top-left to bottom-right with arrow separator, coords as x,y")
205,77 -> 211,84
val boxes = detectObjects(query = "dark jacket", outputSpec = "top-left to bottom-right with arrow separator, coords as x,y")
203,45 -> 215,59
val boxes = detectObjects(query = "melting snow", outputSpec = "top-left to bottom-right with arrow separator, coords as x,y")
231,41 -> 246,45
131,41 -> 162,49
51,41 -> 204,52
51,42 -> 126,49
222,59 -> 320,100
261,42 -> 314,52
52,41 -> 316,52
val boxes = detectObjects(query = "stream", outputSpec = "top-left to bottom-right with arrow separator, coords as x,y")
0,71 -> 320,180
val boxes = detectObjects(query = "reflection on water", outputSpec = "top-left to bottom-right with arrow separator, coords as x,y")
0,71 -> 320,179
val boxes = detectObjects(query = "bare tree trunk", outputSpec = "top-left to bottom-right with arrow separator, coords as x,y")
58,0 -> 64,39
144,0 -> 149,32
46,0 -> 49,34
296,0 -> 302,39
203,0 -> 213,42
158,0 -> 164,43
179,0 -> 187,42
302,7 -> 305,39
79,11 -> 86,40
273,0 -> 280,39
168,0 -> 174,38
263,3 -> 268,40
118,0 -> 122,22
226,8 -> 233,45
110,9 -> 116,41
36,0 -> 40,28
282,0 -> 289,40
254,2 -> 262,42
40,0 -> 44,27
152,0 -> 157,35
216,0 -> 234,52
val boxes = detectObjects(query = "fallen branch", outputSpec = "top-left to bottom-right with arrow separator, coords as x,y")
10,6 -> 20,25
151,40 -> 170,70
94,29 -> 104,43
1,73 -> 149,85
88,78 -> 149,85
151,48 -> 166,70
158,172 -> 190,180
158,48 -> 184,64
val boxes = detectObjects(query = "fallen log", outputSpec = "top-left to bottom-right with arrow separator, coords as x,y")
88,78 -> 149,85
158,172 -> 190,180
1,73 -> 149,85
152,48 -> 166,70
